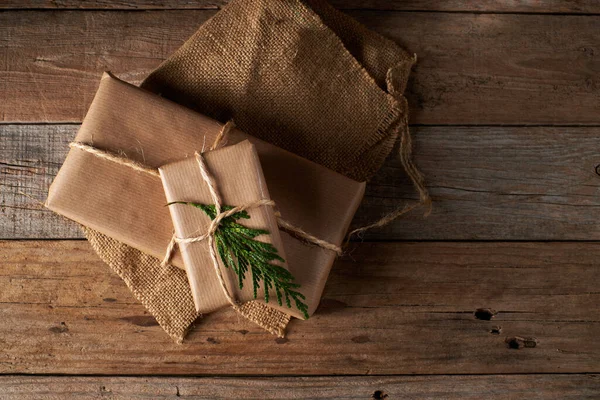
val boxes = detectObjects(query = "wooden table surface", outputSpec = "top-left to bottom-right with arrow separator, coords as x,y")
1,1 -> 599,398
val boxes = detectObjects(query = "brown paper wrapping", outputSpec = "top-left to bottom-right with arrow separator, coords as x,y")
160,141 -> 305,319
47,73 -> 365,317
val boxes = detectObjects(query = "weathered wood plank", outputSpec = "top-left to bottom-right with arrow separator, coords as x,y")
358,125 -> 600,240
2,0 -> 599,14
0,124 -> 80,239
3,124 -> 599,240
0,375 -> 598,399
1,11 -> 599,124
0,240 -> 598,375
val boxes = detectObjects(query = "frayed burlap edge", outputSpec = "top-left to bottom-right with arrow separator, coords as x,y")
84,226 -> 290,342
237,301 -> 291,338
83,226 -> 198,343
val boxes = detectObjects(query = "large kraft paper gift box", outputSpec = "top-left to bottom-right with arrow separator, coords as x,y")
47,73 -> 365,340
50,0 -> 422,342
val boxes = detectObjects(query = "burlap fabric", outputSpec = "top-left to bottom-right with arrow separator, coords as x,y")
86,0 -> 418,342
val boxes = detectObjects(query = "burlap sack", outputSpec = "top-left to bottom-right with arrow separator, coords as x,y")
86,0 -> 420,342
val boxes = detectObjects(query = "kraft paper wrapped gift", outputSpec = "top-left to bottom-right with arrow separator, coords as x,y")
46,73 -> 365,337
159,140 -> 306,320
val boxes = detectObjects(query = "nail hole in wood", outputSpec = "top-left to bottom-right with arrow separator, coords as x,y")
490,326 -> 502,334
505,336 -> 538,349
474,308 -> 497,320
49,321 -> 69,334
596,164 -> 600,176
372,390 -> 389,399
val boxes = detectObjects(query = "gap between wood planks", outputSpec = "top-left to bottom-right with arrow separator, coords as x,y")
0,374 -> 598,400
1,0 -> 600,14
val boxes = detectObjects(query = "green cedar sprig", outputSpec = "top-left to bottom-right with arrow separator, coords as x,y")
168,202 -> 309,319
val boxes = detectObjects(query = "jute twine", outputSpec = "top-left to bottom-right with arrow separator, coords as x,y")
70,123 -> 343,259
161,124 -> 344,268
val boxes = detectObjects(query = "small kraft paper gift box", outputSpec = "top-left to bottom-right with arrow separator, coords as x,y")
46,72 -> 365,338
159,140 -> 307,319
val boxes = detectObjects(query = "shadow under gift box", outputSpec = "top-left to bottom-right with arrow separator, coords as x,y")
46,72 -> 365,318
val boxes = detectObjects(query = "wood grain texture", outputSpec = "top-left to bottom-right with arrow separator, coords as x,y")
3,124 -> 599,240
1,11 -> 599,124
0,375 -> 598,399
359,125 -> 600,240
2,0 -> 599,14
0,124 -> 80,239
0,240 -> 598,375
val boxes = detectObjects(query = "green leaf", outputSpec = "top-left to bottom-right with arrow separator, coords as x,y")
175,201 -> 309,318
